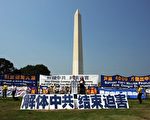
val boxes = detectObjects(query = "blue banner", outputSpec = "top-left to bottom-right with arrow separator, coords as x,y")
101,75 -> 150,88
0,74 -> 37,87
98,88 -> 146,99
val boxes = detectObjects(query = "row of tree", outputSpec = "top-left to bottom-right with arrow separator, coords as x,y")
0,58 -> 50,75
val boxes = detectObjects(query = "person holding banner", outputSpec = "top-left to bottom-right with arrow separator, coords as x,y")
137,85 -> 143,104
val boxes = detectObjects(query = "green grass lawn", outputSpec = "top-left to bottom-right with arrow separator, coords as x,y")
0,97 -> 150,120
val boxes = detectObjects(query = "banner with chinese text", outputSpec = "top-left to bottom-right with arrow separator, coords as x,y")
0,74 -> 37,87
40,75 -> 99,87
20,94 -> 129,110
101,75 -> 150,88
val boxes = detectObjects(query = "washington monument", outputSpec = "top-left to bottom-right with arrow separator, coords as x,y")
72,9 -> 83,75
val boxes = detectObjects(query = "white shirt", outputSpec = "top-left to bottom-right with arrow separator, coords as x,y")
71,79 -> 78,94
11,86 -> 17,92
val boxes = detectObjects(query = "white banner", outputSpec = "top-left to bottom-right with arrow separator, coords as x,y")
20,94 -> 129,110
39,75 -> 99,87
0,86 -> 27,97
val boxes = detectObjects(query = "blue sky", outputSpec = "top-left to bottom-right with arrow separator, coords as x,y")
0,0 -> 150,76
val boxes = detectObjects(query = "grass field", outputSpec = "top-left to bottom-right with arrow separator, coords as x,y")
0,97 -> 150,120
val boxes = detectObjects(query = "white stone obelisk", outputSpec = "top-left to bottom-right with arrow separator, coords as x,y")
72,9 -> 83,75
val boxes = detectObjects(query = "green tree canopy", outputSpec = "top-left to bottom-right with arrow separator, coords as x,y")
20,64 -> 50,75
0,58 -> 15,74
0,58 -> 51,76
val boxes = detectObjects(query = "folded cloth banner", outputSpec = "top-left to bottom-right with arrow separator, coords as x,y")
0,86 -> 27,97
20,94 -> 129,110
0,86 -> 37,97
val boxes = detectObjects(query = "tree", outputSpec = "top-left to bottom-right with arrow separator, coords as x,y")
35,64 -> 50,75
0,58 -> 15,74
20,64 -> 50,75
12,68 -> 21,74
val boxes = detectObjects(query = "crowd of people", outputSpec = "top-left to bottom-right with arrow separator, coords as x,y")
41,76 -> 98,95
0,76 -> 96,99
42,85 -> 71,94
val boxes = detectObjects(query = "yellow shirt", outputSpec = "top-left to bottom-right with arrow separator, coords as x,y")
137,87 -> 142,94
2,85 -> 8,90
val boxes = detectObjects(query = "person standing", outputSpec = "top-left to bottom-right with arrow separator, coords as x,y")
71,75 -> 78,109
79,77 -> 86,94
2,82 -> 8,99
11,85 -> 17,100
137,85 -> 143,104
26,86 -> 31,94
65,86 -> 70,94
71,75 -> 78,95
